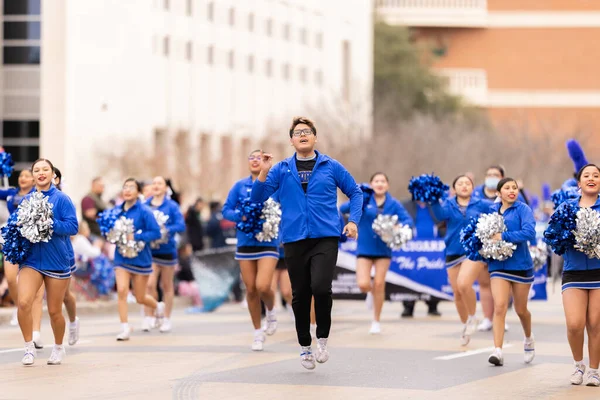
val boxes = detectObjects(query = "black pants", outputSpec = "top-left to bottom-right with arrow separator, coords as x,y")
284,237 -> 339,347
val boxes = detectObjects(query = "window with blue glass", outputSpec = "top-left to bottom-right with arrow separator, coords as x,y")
3,21 -> 41,40
3,46 -> 40,64
3,0 -> 41,15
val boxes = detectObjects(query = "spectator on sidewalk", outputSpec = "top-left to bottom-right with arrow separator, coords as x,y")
206,201 -> 227,248
81,177 -> 107,238
185,197 -> 205,252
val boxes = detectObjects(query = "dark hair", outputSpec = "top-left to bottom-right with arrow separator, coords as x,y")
289,116 -> 317,138
496,177 -> 517,192
576,163 -> 600,181
31,158 -> 54,172
153,176 -> 167,185
209,201 -> 221,212
54,167 -> 62,181
369,172 -> 389,183
19,169 -> 32,177
452,174 -> 474,189
123,177 -> 142,193
487,165 -> 505,178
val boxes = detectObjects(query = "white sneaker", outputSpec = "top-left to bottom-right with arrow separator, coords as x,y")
159,318 -> 172,333
477,318 -> 492,332
488,349 -> 504,366
365,292 -> 373,311
47,345 -> 65,365
21,344 -> 36,366
32,331 -> 44,349
460,324 -> 471,346
251,332 -> 265,351
524,335 -> 535,364
585,370 -> 600,387
264,311 -> 277,336
315,338 -> 329,364
10,309 -> 18,326
241,298 -> 248,309
141,316 -> 154,332
505,322 -> 510,332
571,364 -> 586,385
369,321 -> 381,334
116,326 -> 132,341
68,317 -> 80,346
300,346 -> 316,370
464,316 -> 477,336
154,302 -> 166,327
310,324 -> 317,339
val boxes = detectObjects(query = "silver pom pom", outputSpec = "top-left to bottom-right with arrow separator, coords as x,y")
573,207 -> 600,259
17,191 -> 54,243
476,213 -> 516,261
106,216 -> 146,258
372,214 -> 413,250
256,198 -> 281,242
150,210 -> 170,249
529,240 -> 548,272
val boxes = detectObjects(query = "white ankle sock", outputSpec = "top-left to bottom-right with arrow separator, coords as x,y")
495,347 -> 502,353
575,359 -> 585,367
69,320 -> 78,328
54,344 -> 64,350
254,328 -> 263,336
25,340 -> 34,348
589,368 -> 599,374
266,308 -> 276,317
121,323 -> 129,331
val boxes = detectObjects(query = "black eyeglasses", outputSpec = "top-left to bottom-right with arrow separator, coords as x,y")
292,129 -> 314,137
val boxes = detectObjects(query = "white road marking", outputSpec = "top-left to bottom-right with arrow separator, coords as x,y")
0,339 -> 93,354
434,344 -> 514,360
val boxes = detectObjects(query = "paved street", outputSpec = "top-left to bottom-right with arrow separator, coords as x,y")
0,288 -> 597,400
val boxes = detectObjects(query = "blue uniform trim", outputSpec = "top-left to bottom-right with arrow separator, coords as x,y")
490,271 -> 534,284
20,265 -> 71,280
562,281 -> 600,292
152,257 -> 178,267
115,264 -> 152,275
234,250 -> 279,260
446,255 -> 466,269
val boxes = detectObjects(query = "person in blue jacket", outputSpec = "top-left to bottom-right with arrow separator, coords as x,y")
143,176 -> 186,334
550,164 -> 600,386
486,177 -> 536,367
15,159 -> 78,366
112,178 -> 164,342
340,172 -> 413,335
251,116 -> 361,370
222,150 -> 280,352
0,169 -> 35,328
431,175 -> 492,347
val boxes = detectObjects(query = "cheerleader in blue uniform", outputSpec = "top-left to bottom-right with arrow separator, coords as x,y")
113,178 -> 163,341
16,159 -> 78,366
340,172 -> 413,334
0,169 -> 35,328
431,175 -> 492,346
486,178 -> 536,367
143,176 -> 185,333
551,164 -> 600,386
223,150 -> 280,351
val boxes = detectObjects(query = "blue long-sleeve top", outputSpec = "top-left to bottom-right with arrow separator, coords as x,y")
432,196 -> 493,257
487,201 -> 536,272
0,187 -> 35,214
222,176 -> 280,248
20,186 -> 78,273
145,196 -> 186,257
113,199 -> 161,267
340,192 -> 413,257
251,151 -> 362,244
557,196 -> 600,272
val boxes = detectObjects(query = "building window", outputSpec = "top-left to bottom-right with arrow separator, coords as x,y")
299,67 -> 307,83
186,0 -> 193,16
163,0 -> 169,10
3,22 -> 41,40
228,50 -> 235,69
248,13 -> 254,32
247,55 -> 254,73
299,28 -> 307,45
342,40 -> 351,101
265,59 -> 272,77
229,8 -> 235,26
3,0 -> 41,15
282,64 -> 290,80
3,145 -> 39,162
163,37 -> 170,56
283,24 -> 290,41
315,32 -> 323,49
207,46 -> 214,65
266,18 -> 273,36
207,2 -> 214,22
2,120 -> 40,138
186,41 -> 193,61
3,46 -> 40,65
314,70 -> 323,86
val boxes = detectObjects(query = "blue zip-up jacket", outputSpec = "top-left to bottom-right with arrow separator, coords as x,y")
340,192 -> 413,257
113,200 -> 161,267
487,201 -> 536,272
145,196 -> 186,257
222,176 -> 280,248
432,196 -> 493,257
21,186 -> 78,272
560,196 -> 600,272
473,184 -> 528,206
0,187 -> 35,214
251,151 -> 362,244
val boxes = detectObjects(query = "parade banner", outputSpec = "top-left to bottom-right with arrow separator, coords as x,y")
333,239 -> 548,302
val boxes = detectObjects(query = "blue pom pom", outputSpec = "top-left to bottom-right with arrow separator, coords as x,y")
567,139 -> 588,172
544,202 -> 578,255
0,152 -> 14,178
408,174 -> 449,203
236,199 -> 265,237
460,217 -> 483,261
1,212 -> 32,264
359,183 -> 374,209
529,195 -> 539,211
96,208 -> 121,236
551,187 -> 579,209
541,183 -> 551,202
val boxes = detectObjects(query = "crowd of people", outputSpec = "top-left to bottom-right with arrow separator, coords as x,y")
0,116 -> 598,390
